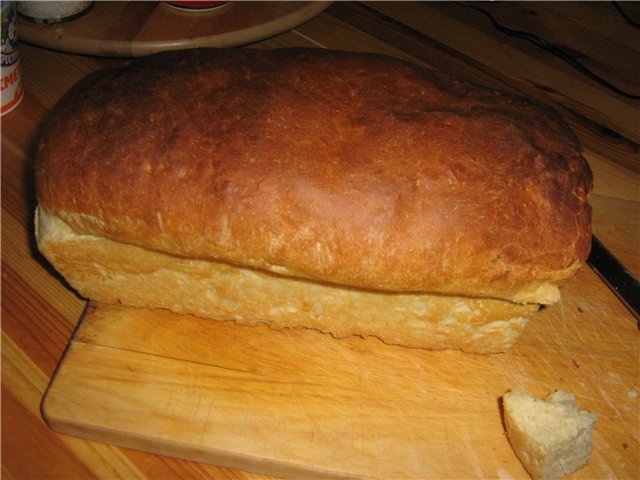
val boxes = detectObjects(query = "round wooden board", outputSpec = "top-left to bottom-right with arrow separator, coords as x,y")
16,1 -> 331,57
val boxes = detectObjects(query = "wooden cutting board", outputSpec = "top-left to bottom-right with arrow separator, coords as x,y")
41,266 -> 639,479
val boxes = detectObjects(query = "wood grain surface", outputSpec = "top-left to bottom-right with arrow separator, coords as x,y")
2,2 -> 639,479
41,274 -> 638,479
16,1 -> 332,56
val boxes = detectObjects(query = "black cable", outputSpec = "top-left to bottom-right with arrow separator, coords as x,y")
457,1 -> 640,100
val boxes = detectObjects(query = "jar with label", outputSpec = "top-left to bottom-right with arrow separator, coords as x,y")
1,0 -> 23,116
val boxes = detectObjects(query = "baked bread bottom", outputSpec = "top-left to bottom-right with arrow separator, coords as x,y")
36,207 -> 539,353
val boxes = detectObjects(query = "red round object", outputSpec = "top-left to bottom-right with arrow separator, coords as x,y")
165,1 -> 228,10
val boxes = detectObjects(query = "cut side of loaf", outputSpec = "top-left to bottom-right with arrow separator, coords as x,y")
503,388 -> 597,479
36,208 -> 537,354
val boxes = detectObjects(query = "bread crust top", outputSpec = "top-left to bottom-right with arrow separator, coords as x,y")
35,47 -> 592,302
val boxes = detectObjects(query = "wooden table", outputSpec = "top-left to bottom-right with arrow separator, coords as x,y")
2,2 -> 638,479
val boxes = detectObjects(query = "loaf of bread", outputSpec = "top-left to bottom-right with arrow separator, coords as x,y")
503,388 -> 597,479
34,47 -> 593,352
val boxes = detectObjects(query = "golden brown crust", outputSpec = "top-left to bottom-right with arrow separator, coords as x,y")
35,47 -> 592,302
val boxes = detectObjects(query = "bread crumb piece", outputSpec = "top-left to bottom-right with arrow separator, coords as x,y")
503,387 -> 597,480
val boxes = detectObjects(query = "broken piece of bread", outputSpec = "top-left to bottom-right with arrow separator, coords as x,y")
503,388 -> 597,479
